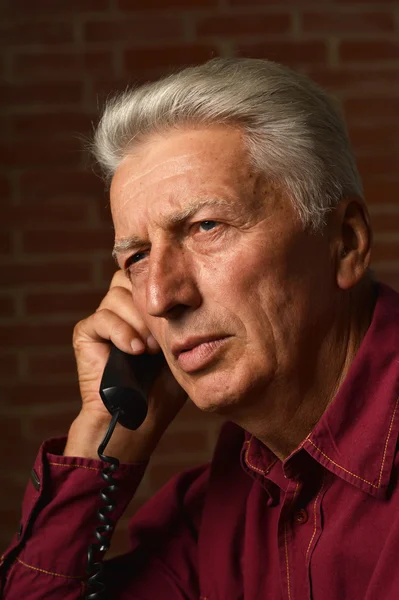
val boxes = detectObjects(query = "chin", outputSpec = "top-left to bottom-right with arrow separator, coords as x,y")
188,375 -> 254,416
190,363 -> 272,418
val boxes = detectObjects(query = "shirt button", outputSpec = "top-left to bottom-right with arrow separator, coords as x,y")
294,509 -> 308,524
30,468 -> 41,491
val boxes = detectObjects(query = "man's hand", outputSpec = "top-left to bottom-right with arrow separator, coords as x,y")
64,270 -> 187,462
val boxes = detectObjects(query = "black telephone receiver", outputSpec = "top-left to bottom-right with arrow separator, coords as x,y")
99,343 -> 166,430
86,344 -> 167,599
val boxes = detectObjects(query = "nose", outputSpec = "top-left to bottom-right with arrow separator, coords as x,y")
146,244 -> 201,319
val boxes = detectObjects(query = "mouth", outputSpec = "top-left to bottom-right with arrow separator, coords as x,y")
173,335 -> 231,373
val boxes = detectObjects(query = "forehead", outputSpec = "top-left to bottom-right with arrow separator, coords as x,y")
110,125 -> 253,208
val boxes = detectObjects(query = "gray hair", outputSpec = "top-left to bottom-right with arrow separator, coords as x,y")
92,57 -> 363,230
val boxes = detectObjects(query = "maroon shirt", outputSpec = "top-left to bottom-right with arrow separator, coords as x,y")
2,282 -> 399,599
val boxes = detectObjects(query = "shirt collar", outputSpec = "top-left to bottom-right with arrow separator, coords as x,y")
242,283 -> 399,500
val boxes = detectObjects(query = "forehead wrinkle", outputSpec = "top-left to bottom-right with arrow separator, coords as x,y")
115,158 -> 198,215
117,152 -> 200,192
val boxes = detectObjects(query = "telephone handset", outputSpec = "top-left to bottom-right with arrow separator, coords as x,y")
86,344 -> 166,599
99,344 -> 166,430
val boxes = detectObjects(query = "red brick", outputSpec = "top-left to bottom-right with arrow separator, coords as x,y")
357,154 -> 399,178
0,513 -> 21,549
26,290 -> 104,315
0,173 -> 11,200
0,421 -> 40,470
238,41 -> 327,67
3,383 -> 80,405
156,430 -> 208,455
196,13 -> 291,37
91,77 -> 135,98
376,271 -> 399,291
0,20 -> 74,45
22,228 -> 114,254
306,67 -> 399,93
0,323 -> 75,346
0,83 -> 83,106
0,232 -> 12,255
27,411 -> 80,439
84,18 -> 183,42
372,242 -> 399,262
27,353 -> 78,377
101,256 -> 118,283
302,10 -> 395,33
1,260 -> 92,286
0,418 -> 24,448
124,45 -> 218,71
20,170 -> 104,203
0,354 -> 19,377
12,112 -> 95,136
344,97 -> 399,121
13,51 -> 113,79
4,0 -> 109,13
0,139 -> 82,168
0,295 -> 16,318
340,41 -> 399,63
95,202 -> 113,224
1,204 -> 89,227
371,213 -> 399,233
334,0 -> 398,3
363,180 -> 399,204
231,0 -> 329,4
0,478 -> 26,507
349,124 -> 399,150
119,0 -> 215,8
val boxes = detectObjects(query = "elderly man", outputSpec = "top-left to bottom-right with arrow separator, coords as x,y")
1,57 -> 398,600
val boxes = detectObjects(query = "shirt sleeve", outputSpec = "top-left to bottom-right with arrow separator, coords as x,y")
0,436 -> 209,600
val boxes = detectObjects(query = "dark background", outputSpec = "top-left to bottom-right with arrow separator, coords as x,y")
1,0 -> 399,556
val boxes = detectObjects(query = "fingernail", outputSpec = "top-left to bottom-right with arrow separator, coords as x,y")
146,335 -> 159,350
131,338 -> 145,353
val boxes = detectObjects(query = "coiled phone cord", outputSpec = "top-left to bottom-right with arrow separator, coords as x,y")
85,409 -> 121,600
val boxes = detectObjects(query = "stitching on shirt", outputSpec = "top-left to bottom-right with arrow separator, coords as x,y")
305,440 -> 377,487
244,436 -> 278,475
378,393 -> 399,486
306,394 -> 399,489
16,557 -> 83,580
305,474 -> 325,562
49,461 -> 101,472
284,525 -> 291,600
284,481 -> 299,600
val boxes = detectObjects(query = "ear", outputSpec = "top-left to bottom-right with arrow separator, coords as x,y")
334,197 -> 372,291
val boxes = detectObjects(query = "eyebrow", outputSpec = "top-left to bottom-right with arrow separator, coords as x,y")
112,197 -> 233,264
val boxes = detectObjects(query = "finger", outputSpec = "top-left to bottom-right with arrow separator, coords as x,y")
75,308 -> 147,355
97,286 -> 162,353
109,269 -> 132,292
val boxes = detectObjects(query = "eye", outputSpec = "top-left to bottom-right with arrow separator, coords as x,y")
198,220 -> 219,232
126,251 -> 147,270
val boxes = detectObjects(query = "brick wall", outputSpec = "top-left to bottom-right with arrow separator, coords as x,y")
1,0 -> 399,556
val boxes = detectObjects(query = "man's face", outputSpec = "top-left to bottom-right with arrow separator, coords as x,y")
110,125 -> 335,418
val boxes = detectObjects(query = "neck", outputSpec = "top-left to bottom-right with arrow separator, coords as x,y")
236,280 -> 376,461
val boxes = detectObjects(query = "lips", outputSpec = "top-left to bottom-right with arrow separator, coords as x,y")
172,335 -> 231,373
171,335 -> 229,357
